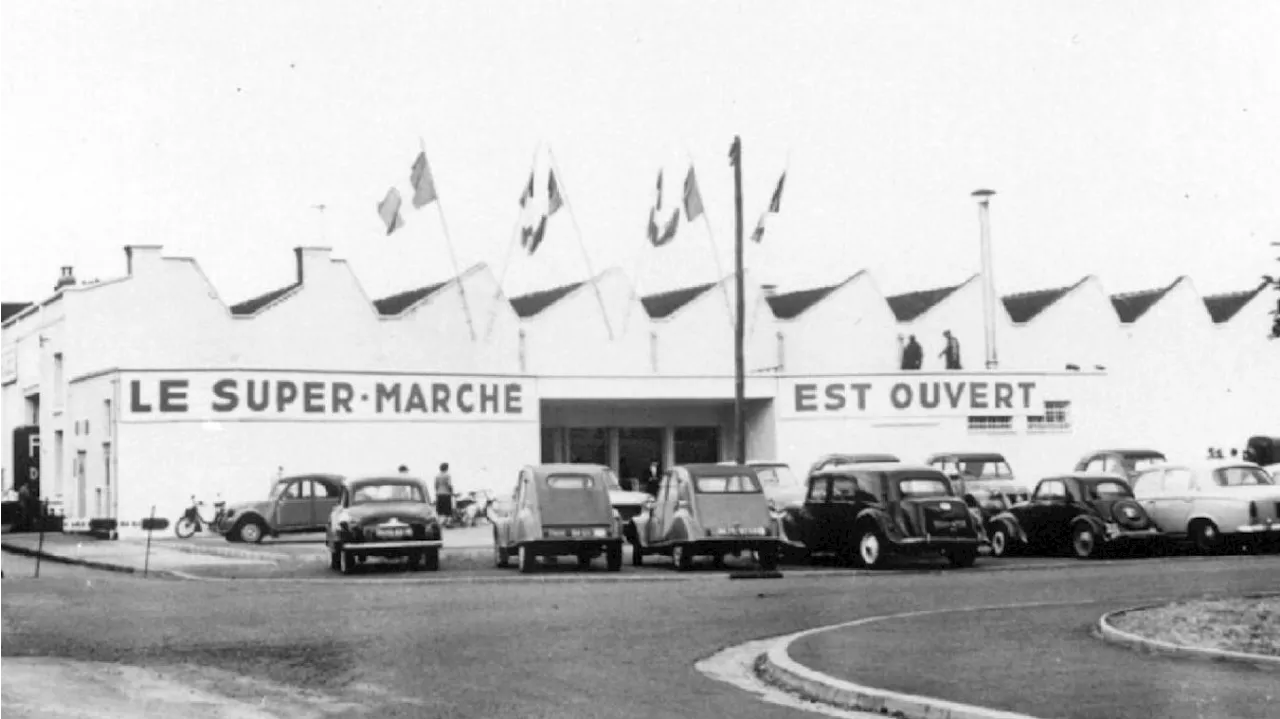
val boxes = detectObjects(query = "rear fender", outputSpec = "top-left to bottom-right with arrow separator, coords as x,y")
988,512 -> 1027,544
1071,514 -> 1106,537
855,508 -> 892,537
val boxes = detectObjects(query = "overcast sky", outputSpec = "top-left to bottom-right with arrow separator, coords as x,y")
3,2 -> 1278,306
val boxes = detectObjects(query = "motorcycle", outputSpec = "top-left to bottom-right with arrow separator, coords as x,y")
174,494 -> 228,539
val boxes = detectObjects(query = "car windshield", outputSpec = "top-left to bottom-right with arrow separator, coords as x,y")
1212,467 -> 1275,487
1124,455 -> 1166,472
1085,480 -> 1133,500
898,477 -> 953,498
695,474 -> 762,493
351,482 -> 425,504
601,469 -> 622,491
268,480 -> 291,500
547,474 -> 595,489
754,465 -> 798,488
947,459 -> 1013,481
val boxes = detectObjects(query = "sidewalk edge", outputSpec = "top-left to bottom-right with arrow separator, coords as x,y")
1097,593 -> 1280,671
2,542 -> 138,575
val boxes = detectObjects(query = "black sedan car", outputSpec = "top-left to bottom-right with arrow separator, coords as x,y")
780,463 -> 986,569
986,473 -> 1162,559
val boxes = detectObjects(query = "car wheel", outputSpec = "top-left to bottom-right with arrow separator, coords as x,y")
329,548 -> 341,571
606,543 -> 623,572
947,548 -> 978,568
238,520 -> 266,545
1072,524 -> 1100,559
338,549 -> 355,575
631,542 -> 645,567
990,526 -> 1015,557
858,530 -> 886,569
422,549 -> 440,572
494,541 -> 510,568
672,544 -> 693,572
1189,520 -> 1222,555
518,545 -> 536,574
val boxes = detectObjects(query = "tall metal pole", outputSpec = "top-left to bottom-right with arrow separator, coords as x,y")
730,137 -> 746,464
973,189 -> 998,369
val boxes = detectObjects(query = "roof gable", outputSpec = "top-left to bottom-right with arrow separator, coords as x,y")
510,281 -> 585,319
887,281 -> 966,322
373,281 -> 450,316
1202,282 -> 1268,323
229,282 -> 302,316
1002,277 -> 1088,324
2,302 -> 32,323
642,282 -> 717,320
1110,278 -> 1181,323
766,273 -> 861,320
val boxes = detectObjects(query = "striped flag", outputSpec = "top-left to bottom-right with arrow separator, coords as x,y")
376,188 -> 406,235
519,172 -> 534,208
548,170 -> 564,216
751,172 -> 786,243
410,151 -> 438,208
522,214 -> 548,255
655,171 -> 664,211
683,167 -> 704,222
653,209 -> 679,247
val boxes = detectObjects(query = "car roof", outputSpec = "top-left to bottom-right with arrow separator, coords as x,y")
681,463 -> 760,476
717,460 -> 789,467
926,452 -> 1007,462
1159,460 -> 1262,474
1087,449 -> 1166,458
813,462 -> 942,476
346,475 -> 425,486
529,463 -> 607,478
1041,472 -> 1130,483
817,453 -> 902,463
282,473 -> 344,482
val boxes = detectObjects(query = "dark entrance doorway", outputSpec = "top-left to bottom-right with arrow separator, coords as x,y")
618,427 -> 662,491
675,427 -> 720,464
567,428 -> 608,465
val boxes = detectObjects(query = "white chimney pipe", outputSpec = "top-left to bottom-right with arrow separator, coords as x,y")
972,189 -> 998,370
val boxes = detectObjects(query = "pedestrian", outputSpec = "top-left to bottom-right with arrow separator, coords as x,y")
902,335 -> 923,370
939,330 -> 962,370
398,464 -> 410,476
644,459 -> 662,497
435,462 -> 455,526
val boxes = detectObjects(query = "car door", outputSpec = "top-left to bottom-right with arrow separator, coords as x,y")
275,479 -> 311,530
1131,469 -> 1168,530
659,471 -> 683,542
1154,468 -> 1195,535
311,478 -> 342,528
1022,480 -> 1066,548
800,476 -> 834,549
645,472 -> 670,544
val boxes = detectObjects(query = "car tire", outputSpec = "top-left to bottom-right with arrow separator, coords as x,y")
1072,524 -> 1100,559
329,548 -> 341,571
631,542 -> 645,567
606,543 -> 623,572
495,542 -> 510,568
672,544 -> 693,572
947,548 -> 978,568
990,526 -> 1016,558
1191,520 -> 1222,555
518,545 -> 536,574
422,549 -> 440,572
237,519 -> 266,545
857,530 -> 886,569
338,549 -> 355,575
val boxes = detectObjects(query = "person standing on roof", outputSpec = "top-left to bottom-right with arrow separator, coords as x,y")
940,330 -> 962,370
901,335 -> 923,370
435,463 -> 455,526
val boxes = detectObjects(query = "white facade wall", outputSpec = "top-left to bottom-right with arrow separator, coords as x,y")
1001,277 -> 1125,371
652,274 -> 775,376
520,269 -> 651,377
895,277 -> 1011,372
778,273 -> 902,375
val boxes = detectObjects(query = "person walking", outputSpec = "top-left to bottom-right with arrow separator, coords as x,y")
434,463 -> 456,526
940,330 -> 962,370
902,335 -> 923,370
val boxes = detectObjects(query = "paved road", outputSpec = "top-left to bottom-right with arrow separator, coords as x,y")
2,551 -> 136,580
4,551 -> 1278,718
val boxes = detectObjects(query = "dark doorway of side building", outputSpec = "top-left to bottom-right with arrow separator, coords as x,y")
674,427 -> 719,464
618,428 -> 662,490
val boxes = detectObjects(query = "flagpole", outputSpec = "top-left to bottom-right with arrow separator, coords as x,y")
485,143 -> 542,340
686,151 -> 734,328
730,136 -> 746,465
620,220 -> 652,336
420,139 -> 478,342
547,146 -> 615,340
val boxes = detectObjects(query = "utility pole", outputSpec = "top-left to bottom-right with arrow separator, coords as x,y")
973,189 -> 998,369
730,137 -> 746,464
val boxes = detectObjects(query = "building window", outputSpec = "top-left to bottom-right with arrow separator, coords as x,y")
968,416 -> 1014,434
54,429 -> 64,495
104,399 -> 113,437
53,353 -> 64,408
1028,401 -> 1072,433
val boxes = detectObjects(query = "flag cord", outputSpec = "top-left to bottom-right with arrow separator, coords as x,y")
548,146 -> 615,341
686,150 -> 735,329
484,142 -> 542,341
421,138 -> 478,342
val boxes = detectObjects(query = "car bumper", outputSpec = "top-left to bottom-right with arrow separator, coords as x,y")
1235,522 -> 1280,535
340,540 -> 443,551
523,538 -> 623,555
891,536 -> 986,553
1103,526 -> 1162,542
682,538 -> 782,554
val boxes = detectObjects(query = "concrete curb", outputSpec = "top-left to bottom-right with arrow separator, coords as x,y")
1096,592 -> 1280,671
2,543 -> 140,576
137,541 -> 290,563
167,568 -> 702,585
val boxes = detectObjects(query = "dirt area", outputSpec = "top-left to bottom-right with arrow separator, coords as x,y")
1110,596 -> 1280,657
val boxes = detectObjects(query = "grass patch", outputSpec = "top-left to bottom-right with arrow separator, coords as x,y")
1111,597 -> 1280,657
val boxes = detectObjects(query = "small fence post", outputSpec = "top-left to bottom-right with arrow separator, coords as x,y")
34,499 -> 47,579
143,505 -> 156,578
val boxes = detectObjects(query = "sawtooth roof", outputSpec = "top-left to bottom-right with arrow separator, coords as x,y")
509,281 -> 585,319
1202,282 -> 1268,323
642,282 -> 717,319
229,283 -> 301,316
766,273 -> 862,320
373,281 -> 450,316
1111,279 -> 1181,324
1,302 -> 31,323
1002,278 -> 1089,324
886,282 -> 966,322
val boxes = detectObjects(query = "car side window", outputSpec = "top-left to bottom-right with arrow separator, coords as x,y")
1034,480 -> 1067,500
830,477 -> 858,501
1130,470 -> 1160,496
315,480 -> 340,499
1162,469 -> 1193,494
807,478 -> 830,502
283,480 -> 303,499
677,478 -> 692,504
1084,457 -> 1104,472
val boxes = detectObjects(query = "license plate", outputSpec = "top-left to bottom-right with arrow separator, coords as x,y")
931,520 -> 965,531
377,527 -> 410,539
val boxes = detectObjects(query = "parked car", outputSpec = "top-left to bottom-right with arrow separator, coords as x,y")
1245,436 -> 1280,466
629,463 -> 782,571
325,475 -> 443,574
218,473 -> 345,543
491,464 -> 624,573
1130,461 -> 1280,553
925,452 -> 1030,518
1074,449 -> 1167,483
807,453 -> 901,475
719,460 -> 806,511
780,463 -> 986,569
986,473 -> 1163,559
600,465 -> 651,523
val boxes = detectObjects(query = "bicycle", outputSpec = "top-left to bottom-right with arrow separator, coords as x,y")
174,495 -> 228,539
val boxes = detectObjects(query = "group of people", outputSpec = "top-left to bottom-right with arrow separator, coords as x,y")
898,330 -> 963,371
618,459 -> 664,497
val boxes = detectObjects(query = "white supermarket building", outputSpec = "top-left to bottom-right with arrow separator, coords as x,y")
2,244 -> 1277,534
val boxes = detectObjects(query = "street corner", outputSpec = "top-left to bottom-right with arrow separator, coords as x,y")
1098,593 -> 1280,670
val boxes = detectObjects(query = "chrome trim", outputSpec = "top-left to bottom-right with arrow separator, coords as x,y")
341,540 -> 443,549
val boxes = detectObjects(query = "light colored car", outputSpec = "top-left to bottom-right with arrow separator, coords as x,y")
1074,449 -> 1168,483
925,452 -> 1031,517
600,465 -> 651,523
490,464 -> 624,573
1267,464 -> 1280,482
218,473 -> 345,543
719,460 -> 805,511
325,476 -> 443,574
1130,461 -> 1280,553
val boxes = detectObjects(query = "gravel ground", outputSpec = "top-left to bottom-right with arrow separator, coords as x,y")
1111,596 -> 1280,656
